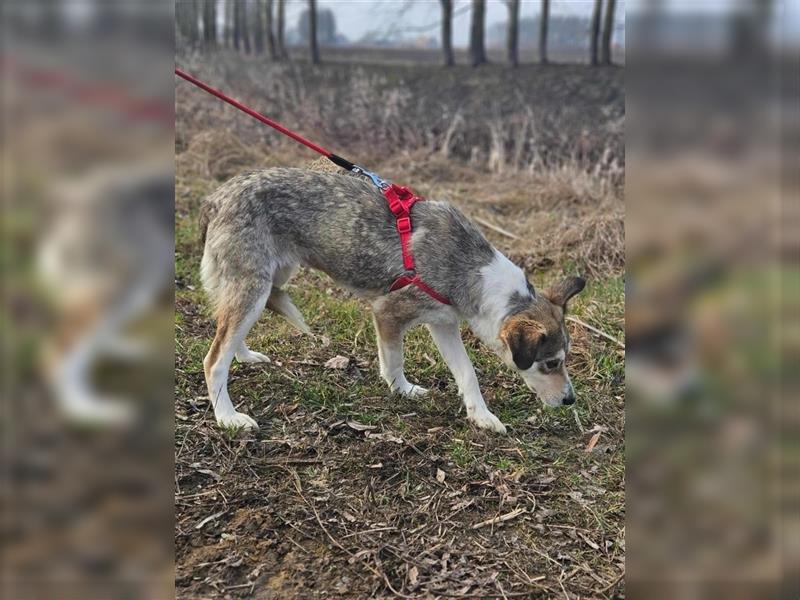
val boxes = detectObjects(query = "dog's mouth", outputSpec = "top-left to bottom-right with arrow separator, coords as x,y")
522,379 -> 574,408
540,394 -> 569,408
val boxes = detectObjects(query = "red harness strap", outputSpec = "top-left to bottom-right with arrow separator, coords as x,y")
383,184 -> 451,305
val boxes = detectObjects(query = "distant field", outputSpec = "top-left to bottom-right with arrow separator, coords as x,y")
282,43 -> 626,67
175,51 -> 624,598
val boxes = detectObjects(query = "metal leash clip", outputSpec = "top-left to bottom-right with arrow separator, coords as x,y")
352,166 -> 390,190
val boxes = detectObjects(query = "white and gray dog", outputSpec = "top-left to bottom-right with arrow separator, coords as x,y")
200,168 -> 585,433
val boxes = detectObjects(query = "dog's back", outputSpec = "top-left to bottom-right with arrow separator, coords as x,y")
203,169 -> 399,296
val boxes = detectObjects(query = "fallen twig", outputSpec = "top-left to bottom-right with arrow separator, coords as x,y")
472,508 -> 526,530
195,510 -> 225,530
566,316 -> 624,349
473,216 -> 520,240
596,570 -> 625,595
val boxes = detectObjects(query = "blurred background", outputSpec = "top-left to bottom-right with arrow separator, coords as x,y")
626,1 -> 798,598
2,1 -> 174,598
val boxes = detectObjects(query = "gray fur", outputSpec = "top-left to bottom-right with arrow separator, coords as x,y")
201,167 -> 495,316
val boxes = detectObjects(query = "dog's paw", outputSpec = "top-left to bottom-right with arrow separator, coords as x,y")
235,350 -> 271,364
387,379 -> 429,397
216,411 -> 258,430
403,384 -> 429,397
469,410 -> 507,434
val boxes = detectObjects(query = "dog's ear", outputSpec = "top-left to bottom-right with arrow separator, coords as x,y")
544,276 -> 586,309
499,316 -> 545,370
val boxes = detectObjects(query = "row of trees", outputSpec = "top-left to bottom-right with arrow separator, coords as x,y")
178,0 -> 617,68
469,0 -> 617,67
177,0 -> 290,60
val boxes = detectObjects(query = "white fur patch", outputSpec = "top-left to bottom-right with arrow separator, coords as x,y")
469,250 -> 532,348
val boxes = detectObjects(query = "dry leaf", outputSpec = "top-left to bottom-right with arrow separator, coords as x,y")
585,430 -> 602,453
366,432 -> 404,444
347,421 -> 377,432
324,355 -> 349,369
436,468 -> 446,483
408,565 -> 419,586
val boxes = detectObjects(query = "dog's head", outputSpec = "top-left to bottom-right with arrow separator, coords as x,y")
498,276 -> 586,407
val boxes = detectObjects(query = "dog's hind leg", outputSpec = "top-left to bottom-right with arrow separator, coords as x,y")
267,288 -> 311,335
233,265 -> 302,363
372,309 -> 428,397
263,264 -> 311,335
204,280 -> 271,429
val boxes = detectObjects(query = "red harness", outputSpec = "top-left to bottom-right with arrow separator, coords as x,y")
382,184 -> 451,305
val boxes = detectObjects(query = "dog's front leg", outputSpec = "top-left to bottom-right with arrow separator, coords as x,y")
427,323 -> 507,434
372,314 -> 428,397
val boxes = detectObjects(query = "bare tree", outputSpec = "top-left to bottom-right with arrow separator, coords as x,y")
241,0 -> 252,54
233,0 -> 241,50
506,0 -> 520,67
601,0 -> 616,65
539,0 -> 549,65
440,0 -> 455,67
266,0 -> 277,59
469,0 -> 487,67
177,0 -> 200,47
590,0 -> 602,65
191,0 -> 201,46
277,0 -> 287,58
202,0 -> 217,48
602,0 -> 617,65
308,0 -> 320,64
254,0 -> 265,54
225,0 -> 234,48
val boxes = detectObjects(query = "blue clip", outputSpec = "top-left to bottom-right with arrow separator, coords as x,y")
352,165 -> 390,190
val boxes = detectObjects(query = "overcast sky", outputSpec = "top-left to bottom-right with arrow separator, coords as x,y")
283,0 -> 626,46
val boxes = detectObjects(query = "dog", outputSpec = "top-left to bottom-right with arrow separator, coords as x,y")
200,167 -> 585,433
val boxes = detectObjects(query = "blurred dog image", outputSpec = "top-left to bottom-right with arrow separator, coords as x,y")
39,163 -> 173,424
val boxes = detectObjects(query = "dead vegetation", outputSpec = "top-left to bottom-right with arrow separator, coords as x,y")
176,52 -> 624,598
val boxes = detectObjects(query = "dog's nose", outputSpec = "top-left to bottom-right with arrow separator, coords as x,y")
562,394 -> 575,406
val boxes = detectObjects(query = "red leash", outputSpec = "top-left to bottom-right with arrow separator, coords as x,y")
175,68 -> 450,305
175,68 -> 355,171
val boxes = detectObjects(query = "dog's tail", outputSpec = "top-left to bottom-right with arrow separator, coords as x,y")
199,201 -> 213,247
199,200 -> 222,309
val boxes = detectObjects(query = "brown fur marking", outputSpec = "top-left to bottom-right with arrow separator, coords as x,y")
498,314 -> 545,347
204,316 -> 230,375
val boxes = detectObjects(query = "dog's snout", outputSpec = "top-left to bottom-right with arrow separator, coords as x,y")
562,394 -> 575,406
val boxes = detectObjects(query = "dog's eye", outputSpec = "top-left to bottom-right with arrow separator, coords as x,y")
544,359 -> 561,371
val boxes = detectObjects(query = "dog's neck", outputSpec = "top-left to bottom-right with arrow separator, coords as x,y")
466,250 -> 533,351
